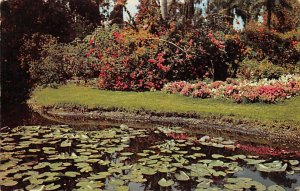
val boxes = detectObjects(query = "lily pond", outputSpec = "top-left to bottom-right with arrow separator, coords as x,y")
1,125 -> 300,191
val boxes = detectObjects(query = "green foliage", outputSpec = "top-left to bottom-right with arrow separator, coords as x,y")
28,40 -> 67,85
22,33 -> 98,85
242,23 -> 300,67
237,58 -> 286,80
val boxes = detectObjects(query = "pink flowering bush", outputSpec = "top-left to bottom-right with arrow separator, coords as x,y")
163,81 -> 189,94
192,88 -> 211,99
163,75 -> 300,103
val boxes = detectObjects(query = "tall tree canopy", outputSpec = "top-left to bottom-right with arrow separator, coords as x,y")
0,0 -> 102,125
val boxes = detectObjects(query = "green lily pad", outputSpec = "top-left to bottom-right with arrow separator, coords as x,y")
256,162 -> 287,172
140,167 -> 157,175
158,166 -> 177,173
0,178 -> 18,186
288,160 -> 299,166
268,185 -> 285,191
60,140 -> 72,147
94,172 -> 111,179
109,179 -> 125,186
65,171 -> 80,177
244,159 -> 266,165
212,154 -> 224,159
175,171 -> 190,181
33,162 -> 50,170
120,152 -> 134,156
158,178 -> 174,187
116,185 -> 129,191
29,185 -> 45,191
45,183 -> 61,190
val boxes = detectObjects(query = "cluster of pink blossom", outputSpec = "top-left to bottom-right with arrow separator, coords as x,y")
163,75 -> 300,103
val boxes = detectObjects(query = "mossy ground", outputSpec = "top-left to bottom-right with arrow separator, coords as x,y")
30,84 -> 300,125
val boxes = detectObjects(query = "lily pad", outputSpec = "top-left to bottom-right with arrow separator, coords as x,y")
268,185 -> 285,191
116,185 -> 129,191
288,160 -> 299,166
45,183 -> 61,190
256,162 -> 287,172
0,178 -> 18,186
175,171 -> 190,181
158,178 -> 174,187
65,171 -> 80,177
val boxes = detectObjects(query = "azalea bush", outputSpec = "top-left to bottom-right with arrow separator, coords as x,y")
163,75 -> 300,103
86,26 -> 171,91
84,13 -> 248,91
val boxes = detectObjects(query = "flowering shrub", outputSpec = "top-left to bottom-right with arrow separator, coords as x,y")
85,26 -> 176,91
192,88 -> 211,99
163,75 -> 300,103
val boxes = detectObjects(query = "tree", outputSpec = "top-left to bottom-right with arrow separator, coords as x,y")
183,0 -> 195,19
208,0 -> 251,23
160,0 -> 168,19
109,0 -> 125,24
0,0 -> 103,126
250,0 -> 293,31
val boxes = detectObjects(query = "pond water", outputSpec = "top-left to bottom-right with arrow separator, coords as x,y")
1,124 -> 299,191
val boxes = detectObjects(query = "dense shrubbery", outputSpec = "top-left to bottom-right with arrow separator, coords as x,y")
16,0 -> 300,94
163,75 -> 300,103
242,23 -> 300,67
20,33 -> 98,85
81,3 -> 299,92
237,58 -> 286,80
84,14 -> 248,91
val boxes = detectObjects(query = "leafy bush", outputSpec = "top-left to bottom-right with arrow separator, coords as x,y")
237,58 -> 286,80
84,13 -> 248,91
20,33 -> 98,85
242,24 -> 299,67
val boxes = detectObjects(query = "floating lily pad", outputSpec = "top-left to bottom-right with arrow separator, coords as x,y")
175,171 -> 190,181
65,171 -> 80,177
268,185 -> 285,191
158,178 -> 174,187
116,185 -> 129,191
256,162 -> 287,172
288,160 -> 299,166
44,183 -> 61,190
212,154 -> 224,159
94,172 -> 111,179
0,178 -> 18,186
120,152 -> 134,156
109,178 -> 125,186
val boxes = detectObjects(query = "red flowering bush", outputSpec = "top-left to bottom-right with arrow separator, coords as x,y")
163,75 -> 300,104
85,26 -> 173,91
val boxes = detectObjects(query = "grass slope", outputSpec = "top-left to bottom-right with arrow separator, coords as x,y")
31,84 -> 300,123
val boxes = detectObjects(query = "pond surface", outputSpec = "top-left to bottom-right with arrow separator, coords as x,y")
1,124 -> 299,191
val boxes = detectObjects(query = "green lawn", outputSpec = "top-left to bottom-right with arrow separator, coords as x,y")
31,84 -> 300,123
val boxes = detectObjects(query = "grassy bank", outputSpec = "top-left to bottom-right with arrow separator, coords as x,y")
30,84 -> 300,125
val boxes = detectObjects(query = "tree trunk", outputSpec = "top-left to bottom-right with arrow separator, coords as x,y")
266,0 -> 272,32
109,3 -> 124,24
184,0 -> 194,19
160,0 -> 168,20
